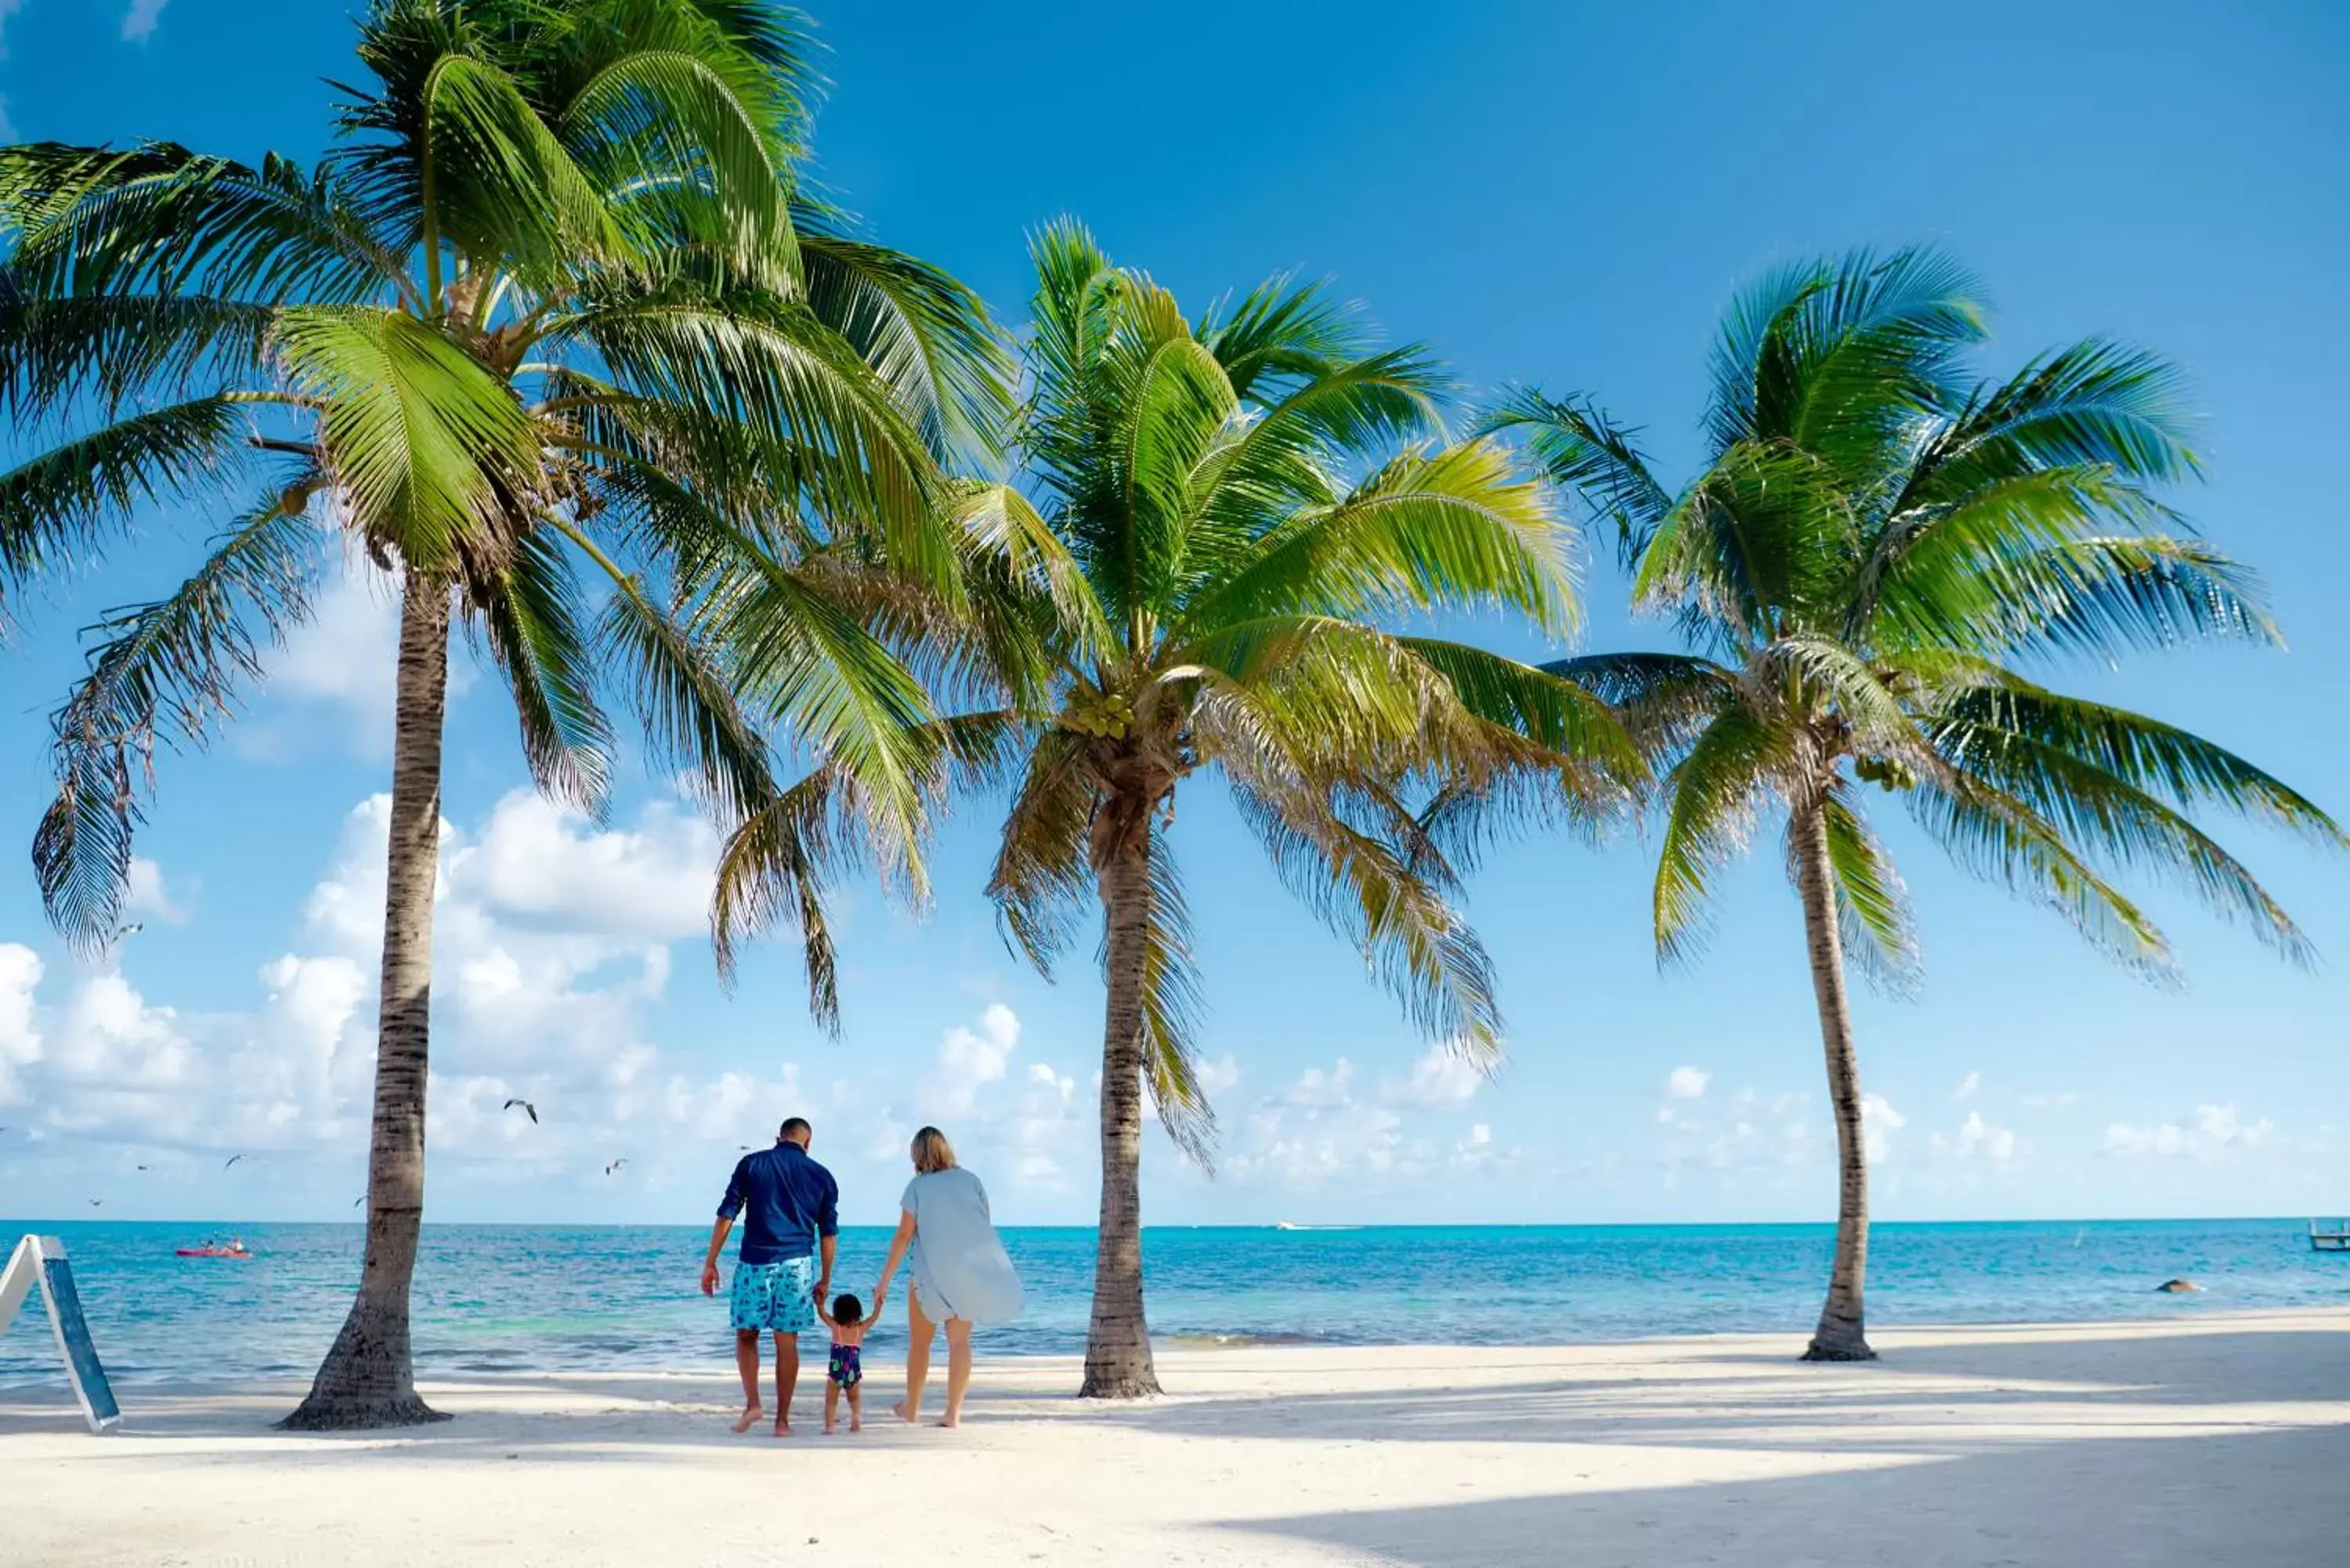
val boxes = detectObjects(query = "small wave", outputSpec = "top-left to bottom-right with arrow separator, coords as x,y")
1162,1329 -> 1350,1349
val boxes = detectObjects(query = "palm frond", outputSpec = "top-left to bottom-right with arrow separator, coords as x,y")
273,305 -> 538,572
1653,706 -> 1788,965
1813,783 -> 1919,995
1477,385 -> 1675,568
0,396 -> 248,606
474,525 -> 612,814
36,497 -> 319,948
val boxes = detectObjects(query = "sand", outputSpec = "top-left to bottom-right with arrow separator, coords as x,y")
5,1309 -> 2346,1566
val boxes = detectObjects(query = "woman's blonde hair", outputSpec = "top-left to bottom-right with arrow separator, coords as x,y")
909,1125 -> 957,1174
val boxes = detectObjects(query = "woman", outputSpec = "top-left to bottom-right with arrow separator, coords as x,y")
873,1126 -> 1023,1426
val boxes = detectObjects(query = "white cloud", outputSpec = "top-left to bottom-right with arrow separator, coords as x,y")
0,0 -> 27,58
1860,1093 -> 1905,1164
262,561 -> 403,751
124,858 -> 190,923
454,791 -> 718,941
121,0 -> 168,43
1953,1071 -> 1980,1100
2103,1102 -> 2275,1160
2023,1091 -> 2081,1110
1934,1110 -> 2016,1163
1196,1055 -> 1241,1095
1666,1066 -> 1711,1100
0,944 -> 43,1104
0,92 -> 16,143
1381,1044 -> 1482,1108
1221,1053 -> 1510,1191
0,785 -> 742,1180
919,1003 -> 1020,1119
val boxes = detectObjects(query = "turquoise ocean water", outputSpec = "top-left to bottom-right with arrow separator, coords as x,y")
2,1219 -> 2343,1388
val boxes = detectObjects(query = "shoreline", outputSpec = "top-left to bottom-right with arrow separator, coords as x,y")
8,1308 -> 2345,1566
5,1300 -> 2323,1396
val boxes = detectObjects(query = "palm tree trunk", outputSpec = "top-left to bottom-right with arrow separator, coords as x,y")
280,574 -> 454,1429
1081,809 -> 1161,1399
1793,793 -> 1875,1362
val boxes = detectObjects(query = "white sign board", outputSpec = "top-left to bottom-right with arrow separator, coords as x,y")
0,1234 -> 121,1433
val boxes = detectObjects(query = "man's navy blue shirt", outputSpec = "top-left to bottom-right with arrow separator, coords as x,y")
717,1142 -> 840,1264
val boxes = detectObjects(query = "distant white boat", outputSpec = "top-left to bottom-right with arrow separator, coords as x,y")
2310,1219 -> 2349,1253
1273,1223 -> 1361,1232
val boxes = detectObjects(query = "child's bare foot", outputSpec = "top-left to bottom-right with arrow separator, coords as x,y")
730,1405 -> 764,1434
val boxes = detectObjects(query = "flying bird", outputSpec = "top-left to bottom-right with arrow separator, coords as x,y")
605,1159 -> 627,1176
503,1098 -> 539,1125
136,1164 -> 150,1172
88,1198 -> 103,1207
222,1154 -> 245,1170
353,1195 -> 365,1208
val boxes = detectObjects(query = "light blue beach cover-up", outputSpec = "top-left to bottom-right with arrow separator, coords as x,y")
903,1168 -> 1025,1324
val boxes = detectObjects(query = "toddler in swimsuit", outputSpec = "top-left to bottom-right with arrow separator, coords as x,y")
815,1290 -> 873,1433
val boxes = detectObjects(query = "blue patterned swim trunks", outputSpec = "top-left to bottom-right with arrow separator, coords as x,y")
728,1256 -> 815,1333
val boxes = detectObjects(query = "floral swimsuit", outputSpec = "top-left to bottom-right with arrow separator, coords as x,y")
827,1341 -> 862,1387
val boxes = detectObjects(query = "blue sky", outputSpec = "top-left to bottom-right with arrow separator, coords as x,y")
1,0 -> 2345,1227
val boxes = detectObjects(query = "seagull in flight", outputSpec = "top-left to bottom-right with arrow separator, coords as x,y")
503,1098 -> 539,1125
605,1159 -> 627,1176
223,1154 -> 246,1170
88,1198 -> 103,1207
136,1164 -> 150,1172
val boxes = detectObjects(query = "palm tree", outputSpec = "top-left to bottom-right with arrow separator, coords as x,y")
718,220 -> 1641,1396
1495,247 -> 2345,1360
0,0 -> 1001,1427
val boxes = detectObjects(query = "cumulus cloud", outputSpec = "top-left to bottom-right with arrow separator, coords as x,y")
1934,1110 -> 2016,1163
121,0 -> 168,42
919,1003 -> 1020,1119
1953,1071 -> 1980,1100
1381,1044 -> 1483,1108
124,858 -> 190,923
1221,1053 -> 1509,1190
0,785 -> 744,1186
2103,1102 -> 2274,1160
1860,1093 -> 1905,1164
1666,1066 -> 1711,1100
259,562 -> 405,752
0,944 -> 44,1104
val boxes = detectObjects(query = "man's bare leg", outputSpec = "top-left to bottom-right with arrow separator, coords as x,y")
730,1328 -> 763,1433
771,1331 -> 800,1436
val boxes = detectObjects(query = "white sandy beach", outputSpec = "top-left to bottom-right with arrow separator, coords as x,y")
5,1309 -> 2347,1567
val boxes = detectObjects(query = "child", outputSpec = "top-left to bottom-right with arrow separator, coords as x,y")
815,1288 -> 877,1433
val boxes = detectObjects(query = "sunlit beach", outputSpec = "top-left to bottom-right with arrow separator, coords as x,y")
2,1 -> 2345,1564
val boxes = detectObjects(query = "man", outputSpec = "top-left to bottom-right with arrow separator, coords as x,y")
701,1116 -> 840,1436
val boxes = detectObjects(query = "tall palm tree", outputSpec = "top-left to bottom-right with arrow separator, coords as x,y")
1495,247 -> 2345,1360
0,0 -> 1001,1427
720,220 -> 1641,1396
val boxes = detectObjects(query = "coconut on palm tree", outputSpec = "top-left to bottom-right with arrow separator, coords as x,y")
718,220 -> 1641,1396
0,0 -> 1001,1427
1495,247 -> 2344,1360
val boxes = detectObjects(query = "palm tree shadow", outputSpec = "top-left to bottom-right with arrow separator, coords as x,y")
1228,1423 -> 2350,1568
